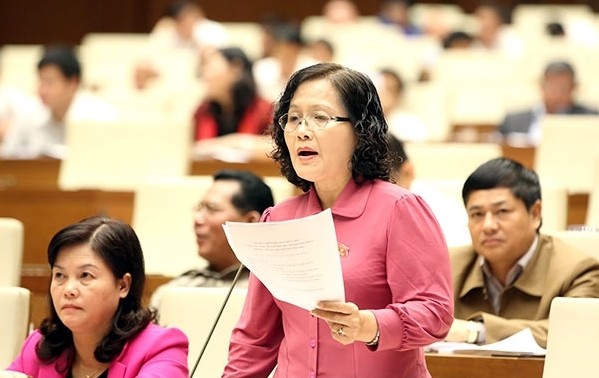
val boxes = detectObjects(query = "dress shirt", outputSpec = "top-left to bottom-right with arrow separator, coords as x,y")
481,235 -> 539,314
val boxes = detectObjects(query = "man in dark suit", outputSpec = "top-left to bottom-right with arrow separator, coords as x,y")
498,60 -> 598,146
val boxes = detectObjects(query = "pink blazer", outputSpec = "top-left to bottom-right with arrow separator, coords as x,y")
7,323 -> 188,378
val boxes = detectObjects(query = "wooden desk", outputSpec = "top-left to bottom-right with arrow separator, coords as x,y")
0,158 -> 283,190
189,158 -> 281,177
451,124 -> 498,144
0,157 -> 589,267
425,353 -> 544,378
0,188 -> 134,265
501,145 -> 536,170
0,157 -> 61,190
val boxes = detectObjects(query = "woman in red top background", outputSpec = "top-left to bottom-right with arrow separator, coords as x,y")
193,47 -> 273,160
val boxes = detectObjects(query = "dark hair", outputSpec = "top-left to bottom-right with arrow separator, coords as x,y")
213,169 -> 275,213
209,47 -> 260,136
546,22 -> 566,37
271,63 -> 392,191
462,157 -> 542,213
272,22 -> 304,45
164,0 -> 198,19
543,60 -> 576,81
379,67 -> 404,95
37,45 -> 81,80
387,133 -> 408,177
442,30 -> 474,49
37,217 -> 154,367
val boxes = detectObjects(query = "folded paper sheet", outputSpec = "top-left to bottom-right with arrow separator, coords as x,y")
223,208 -> 345,310
426,328 -> 546,357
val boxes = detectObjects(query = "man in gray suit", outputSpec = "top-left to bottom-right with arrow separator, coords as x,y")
498,60 -> 598,146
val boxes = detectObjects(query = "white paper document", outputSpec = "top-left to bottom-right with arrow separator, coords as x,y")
426,328 -> 546,357
222,208 -> 345,310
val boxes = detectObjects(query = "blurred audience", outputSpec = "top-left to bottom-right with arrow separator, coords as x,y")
1,45 -> 116,159
471,1 -> 523,58
193,47 -> 273,161
308,38 -> 335,63
322,0 -> 360,24
0,85 -> 43,147
377,0 -> 421,36
442,30 -> 474,49
498,60 -> 598,146
135,0 -> 228,90
253,23 -> 317,102
375,68 -> 428,142
148,0 -> 228,52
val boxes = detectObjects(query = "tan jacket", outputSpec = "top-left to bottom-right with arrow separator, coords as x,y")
451,234 -> 599,347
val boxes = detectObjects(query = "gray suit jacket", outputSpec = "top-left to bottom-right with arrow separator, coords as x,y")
499,103 -> 598,136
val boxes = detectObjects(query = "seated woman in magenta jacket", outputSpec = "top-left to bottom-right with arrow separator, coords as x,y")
6,216 -> 188,378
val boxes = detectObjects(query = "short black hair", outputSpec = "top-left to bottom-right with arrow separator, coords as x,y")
272,22 -> 303,45
462,157 -> 541,211
37,45 -> 81,79
164,0 -> 198,18
546,22 -> 566,36
214,169 -> 274,214
442,30 -> 474,49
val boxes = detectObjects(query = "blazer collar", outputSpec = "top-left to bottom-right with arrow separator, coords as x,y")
459,235 -> 550,299
305,179 -> 372,218
513,234 -> 551,297
459,250 -> 485,299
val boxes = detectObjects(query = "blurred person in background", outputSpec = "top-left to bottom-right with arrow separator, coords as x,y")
1,45 -> 116,158
471,1 -> 523,58
375,67 -> 428,142
442,30 -> 474,49
0,84 -> 44,149
308,38 -> 335,63
134,0 -> 228,90
253,22 -> 317,102
193,47 -> 273,161
322,0 -> 360,25
150,169 -> 274,309
498,60 -> 598,146
377,0 -> 421,36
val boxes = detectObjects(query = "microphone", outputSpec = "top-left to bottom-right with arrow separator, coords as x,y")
189,263 -> 246,378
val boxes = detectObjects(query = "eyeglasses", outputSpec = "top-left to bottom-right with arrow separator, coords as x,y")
277,112 -> 350,132
192,202 -> 220,216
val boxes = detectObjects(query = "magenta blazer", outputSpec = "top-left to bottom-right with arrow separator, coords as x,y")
6,323 -> 188,377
